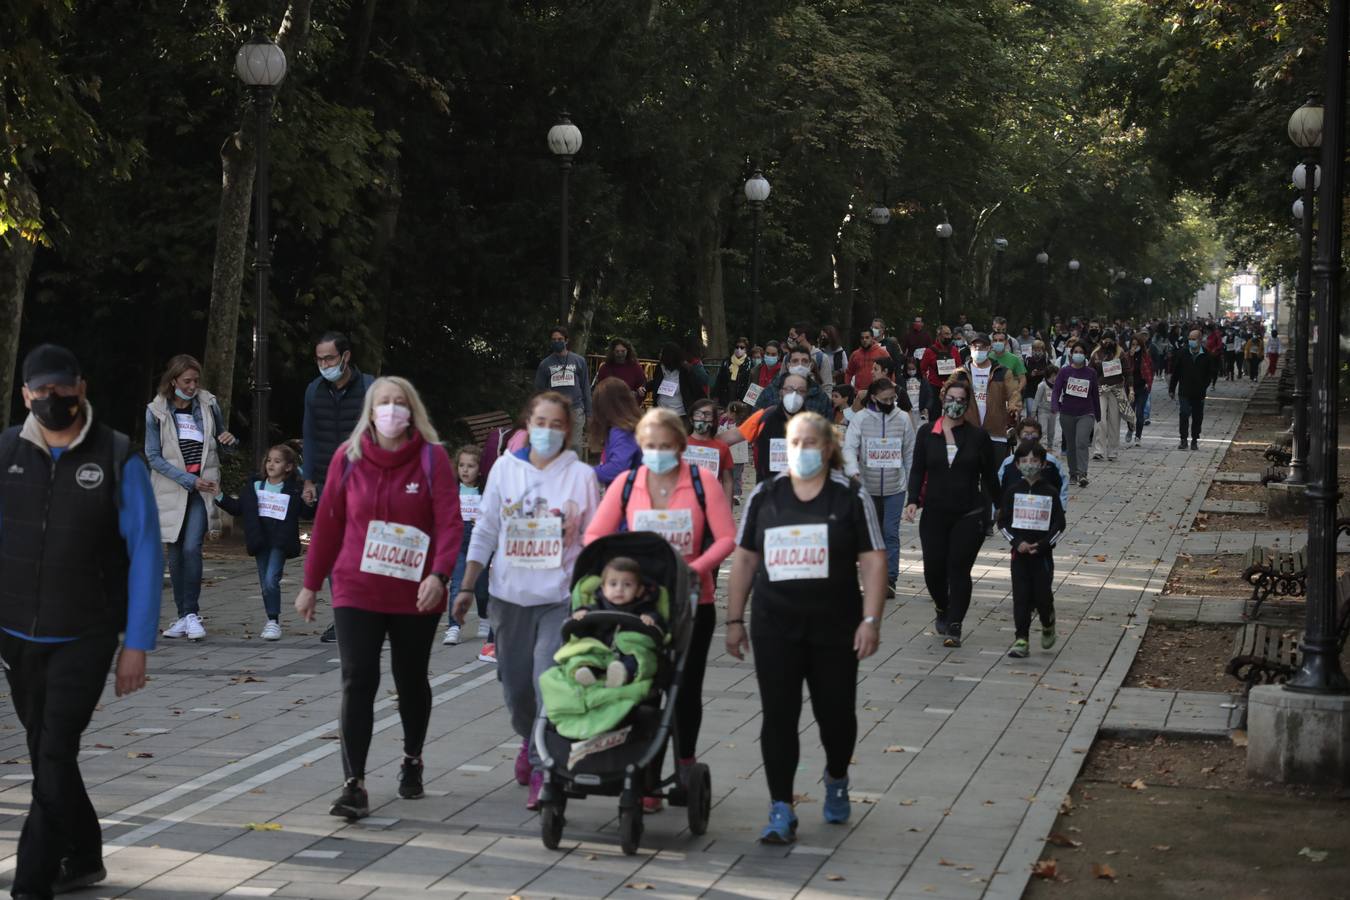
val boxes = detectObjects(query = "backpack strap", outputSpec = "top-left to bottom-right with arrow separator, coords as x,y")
688,464 -> 713,553
617,466 -> 641,532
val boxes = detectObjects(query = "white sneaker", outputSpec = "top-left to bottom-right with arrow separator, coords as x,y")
184,613 -> 206,641
477,621 -> 491,639
162,617 -> 187,638
605,660 -> 628,689
443,624 -> 461,646
261,621 -> 282,641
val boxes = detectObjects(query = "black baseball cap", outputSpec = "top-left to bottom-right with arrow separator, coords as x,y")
22,344 -> 81,388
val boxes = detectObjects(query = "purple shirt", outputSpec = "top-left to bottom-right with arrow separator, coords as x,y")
1050,364 -> 1101,420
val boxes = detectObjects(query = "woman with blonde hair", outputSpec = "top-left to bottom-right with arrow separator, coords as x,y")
584,406 -> 737,810
725,411 -> 886,842
297,376 -> 463,819
452,390 -> 600,810
145,353 -> 238,641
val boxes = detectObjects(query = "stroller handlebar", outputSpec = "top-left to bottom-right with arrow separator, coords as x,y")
562,610 -> 667,646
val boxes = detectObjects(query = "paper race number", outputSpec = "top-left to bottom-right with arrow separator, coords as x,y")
1064,377 -> 1091,399
1012,493 -> 1053,531
730,440 -> 750,464
763,524 -> 829,581
633,508 -> 695,555
936,358 -> 957,376
769,438 -> 788,472
742,384 -> 764,405
255,489 -> 290,521
683,445 -> 720,477
550,366 -> 576,388
657,378 -> 679,398
1101,358 -> 1122,378
865,438 -> 906,469
459,492 -> 482,522
360,521 -> 431,582
504,516 -> 563,569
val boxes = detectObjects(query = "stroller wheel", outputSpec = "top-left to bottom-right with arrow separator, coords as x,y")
540,801 -> 566,850
686,763 -> 711,836
619,804 -> 644,856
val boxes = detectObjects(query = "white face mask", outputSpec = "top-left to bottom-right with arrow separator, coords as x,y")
782,393 -> 805,414
788,364 -> 811,379
973,349 -> 990,364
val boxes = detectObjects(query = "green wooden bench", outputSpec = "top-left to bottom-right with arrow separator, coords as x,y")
1227,573 -> 1350,688
1241,545 -> 1308,618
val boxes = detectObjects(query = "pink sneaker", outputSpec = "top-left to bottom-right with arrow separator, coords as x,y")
514,739 -> 531,786
526,770 -> 543,810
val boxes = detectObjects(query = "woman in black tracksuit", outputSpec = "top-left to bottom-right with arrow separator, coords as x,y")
904,379 -> 1001,648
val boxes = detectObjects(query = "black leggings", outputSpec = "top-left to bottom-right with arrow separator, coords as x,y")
919,507 -> 986,627
1011,553 -> 1056,638
751,608 -> 858,803
674,604 -> 716,760
334,606 -> 440,780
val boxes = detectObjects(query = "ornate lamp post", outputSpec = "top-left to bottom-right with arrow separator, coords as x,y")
935,222 -> 953,318
745,170 -> 771,345
992,238 -> 1008,308
1035,250 -> 1049,323
1286,95 -> 1322,486
235,32 -> 287,469
547,114 -> 583,325
1067,259 -> 1080,316
1143,276 -> 1153,317
869,203 -> 891,326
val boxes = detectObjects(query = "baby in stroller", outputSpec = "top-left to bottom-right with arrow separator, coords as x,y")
572,557 -> 667,689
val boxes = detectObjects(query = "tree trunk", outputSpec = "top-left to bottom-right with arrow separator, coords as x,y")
201,0 -> 314,420
0,172 -> 39,430
693,191 -> 728,357
570,269 -> 601,357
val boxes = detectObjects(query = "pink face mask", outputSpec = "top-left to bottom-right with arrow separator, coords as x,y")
374,402 -> 411,438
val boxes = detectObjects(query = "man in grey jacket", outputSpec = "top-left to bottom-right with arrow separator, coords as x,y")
533,325 -> 591,452
842,378 -> 915,597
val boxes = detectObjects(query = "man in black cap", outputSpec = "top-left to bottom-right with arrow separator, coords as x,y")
0,344 -> 161,899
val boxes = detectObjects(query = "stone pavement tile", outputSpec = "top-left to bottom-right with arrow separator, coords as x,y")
273,884 -> 375,900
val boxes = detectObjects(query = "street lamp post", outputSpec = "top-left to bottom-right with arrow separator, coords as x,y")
1144,276 -> 1153,317
936,222 -> 953,319
1286,95 -> 1322,486
992,238 -> 1008,308
1287,0 -> 1348,695
1036,251 -> 1049,324
1067,259 -> 1080,319
869,203 -> 891,327
547,114 -> 582,326
235,32 -> 287,470
745,170 -> 771,345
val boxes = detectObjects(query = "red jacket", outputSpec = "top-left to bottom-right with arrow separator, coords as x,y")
303,431 -> 461,614
1131,347 -> 1154,389
920,340 -> 964,389
846,344 -> 891,391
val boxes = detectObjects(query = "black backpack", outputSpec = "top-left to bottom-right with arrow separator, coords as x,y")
618,462 -> 714,553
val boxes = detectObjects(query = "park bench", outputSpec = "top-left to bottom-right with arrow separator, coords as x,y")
1227,573 -> 1350,689
1240,545 -> 1308,618
459,410 -> 515,448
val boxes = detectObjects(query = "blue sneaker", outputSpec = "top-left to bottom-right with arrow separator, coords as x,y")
822,771 -> 850,824
759,800 -> 798,844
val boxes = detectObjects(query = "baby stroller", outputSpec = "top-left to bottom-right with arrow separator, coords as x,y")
533,532 -> 711,855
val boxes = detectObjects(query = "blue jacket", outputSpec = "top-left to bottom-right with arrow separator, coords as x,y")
753,371 -> 833,418
215,474 -> 312,558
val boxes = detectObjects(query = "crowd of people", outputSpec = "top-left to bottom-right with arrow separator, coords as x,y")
0,308 -> 1277,894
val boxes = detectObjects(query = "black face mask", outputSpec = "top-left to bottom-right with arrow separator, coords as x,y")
31,393 -> 81,431
874,400 -> 895,415
1088,329 -> 1101,340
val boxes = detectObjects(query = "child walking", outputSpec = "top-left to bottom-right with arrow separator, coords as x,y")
1035,364 -> 1059,449
445,445 -> 492,648
721,400 -> 752,505
995,441 -> 1066,658
215,444 -> 309,640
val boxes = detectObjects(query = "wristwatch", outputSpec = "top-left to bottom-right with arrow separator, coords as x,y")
430,572 -> 450,587
862,615 -> 880,629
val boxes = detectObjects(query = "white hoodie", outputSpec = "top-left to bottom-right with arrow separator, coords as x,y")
467,447 -> 600,607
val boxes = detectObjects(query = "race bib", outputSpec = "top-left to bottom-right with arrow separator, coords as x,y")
255,489 -> 290,521
763,524 -> 829,582
683,445 -> 720,477
769,438 -> 788,473
937,358 -> 957,376
908,387 -> 921,409
743,384 -> 764,405
1101,358 -> 1122,378
730,440 -> 750,464
550,366 -> 576,388
504,516 -> 563,569
914,347 -> 926,360
174,414 -> 203,443
1065,378 -> 1090,398
865,438 -> 906,469
459,492 -> 482,522
657,378 -> 679,398
633,508 -> 695,555
360,521 -> 431,582
1012,493 -> 1053,531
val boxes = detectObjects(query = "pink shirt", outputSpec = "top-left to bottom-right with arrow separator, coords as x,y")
583,461 -> 736,604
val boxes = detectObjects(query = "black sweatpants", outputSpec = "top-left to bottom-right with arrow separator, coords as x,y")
1179,396 -> 1205,442
1010,552 -> 1056,639
750,607 -> 858,804
0,631 -> 119,897
674,604 -> 715,760
333,606 -> 440,779
919,507 -> 987,627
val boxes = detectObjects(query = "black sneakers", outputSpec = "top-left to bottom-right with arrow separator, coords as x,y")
943,623 -> 962,648
54,858 -> 106,895
330,778 -> 369,819
399,758 -> 425,799
320,623 -> 337,643
934,614 -> 948,635
1191,439 -> 1199,450
1178,440 -> 1188,450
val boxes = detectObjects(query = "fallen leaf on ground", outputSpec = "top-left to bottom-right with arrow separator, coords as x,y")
1151,844 -> 1171,852
939,859 -> 957,867
230,675 -> 263,684
792,793 -> 815,804
244,822 -> 282,831
625,883 -> 655,890
825,874 -> 846,881
1095,555 -> 1108,562
1047,832 -> 1082,848
884,745 -> 906,753
1231,729 -> 1249,747
93,743 -> 114,749
1092,863 -> 1117,880
1299,847 -> 1328,863
1031,859 -> 1058,879
1126,778 -> 1147,791
1059,795 -> 1074,815
127,752 -> 154,759
585,853 -> 597,860
1206,567 -> 1221,575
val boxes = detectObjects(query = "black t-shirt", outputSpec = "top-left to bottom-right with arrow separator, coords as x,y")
737,471 -> 884,627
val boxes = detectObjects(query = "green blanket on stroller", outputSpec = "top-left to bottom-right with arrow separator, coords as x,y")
537,574 -> 668,741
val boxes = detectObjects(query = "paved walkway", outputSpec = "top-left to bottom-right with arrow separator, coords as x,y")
0,380 -> 1255,899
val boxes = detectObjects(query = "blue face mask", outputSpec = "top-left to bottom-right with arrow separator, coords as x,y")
763,354 -> 779,366
642,449 -> 679,474
991,341 -> 1005,354
174,388 -> 195,402
787,446 -> 824,479
1188,339 -> 1199,350
529,426 -> 565,457
550,340 -> 566,353
1072,352 -> 1086,365
319,363 -> 344,382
